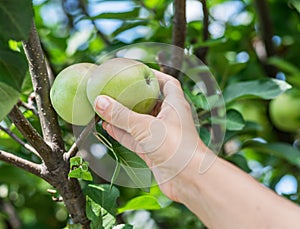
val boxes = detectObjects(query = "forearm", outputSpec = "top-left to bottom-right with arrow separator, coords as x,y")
176,141 -> 300,228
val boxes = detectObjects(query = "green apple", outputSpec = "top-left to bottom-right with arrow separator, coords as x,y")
50,63 -> 97,125
87,58 -> 160,114
230,99 -> 273,140
269,88 -> 300,132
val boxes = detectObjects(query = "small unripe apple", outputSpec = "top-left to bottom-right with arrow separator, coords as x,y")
87,58 -> 160,114
50,63 -> 97,125
269,88 -> 300,132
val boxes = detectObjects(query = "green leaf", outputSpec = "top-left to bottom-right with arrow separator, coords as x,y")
0,48 -> 28,121
268,57 -> 300,75
0,0 -> 33,41
86,184 -> 120,215
223,79 -> 291,104
198,37 -> 227,47
86,184 -> 120,229
69,156 -> 93,181
91,8 -> 140,20
86,197 -> 103,229
113,144 -> 152,189
225,109 -> 245,131
0,49 -> 28,91
0,82 -> 20,121
112,20 -> 149,37
81,171 -> 93,181
117,195 -> 162,214
226,154 -> 251,173
113,225 -> 133,229
242,141 -> 300,167
290,0 -> 300,13
224,121 -> 262,142
68,168 -> 82,178
199,127 -> 211,146
209,109 -> 245,131
70,156 -> 83,167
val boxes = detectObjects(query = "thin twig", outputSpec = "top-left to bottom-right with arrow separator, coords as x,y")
253,0 -> 277,77
0,199 -> 22,229
195,0 -> 210,62
0,125 -> 40,157
19,100 -> 38,116
78,0 -> 111,45
253,0 -> 275,58
0,150 -> 43,178
22,21 -> 65,151
162,0 -> 186,78
64,115 -> 101,160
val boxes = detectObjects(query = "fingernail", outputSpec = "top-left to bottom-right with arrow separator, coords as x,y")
94,96 -> 110,113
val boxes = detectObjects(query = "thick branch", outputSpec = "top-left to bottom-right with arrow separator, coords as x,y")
0,125 -> 40,157
22,21 -> 64,152
21,20 -> 90,228
163,0 -> 186,78
0,150 -> 43,178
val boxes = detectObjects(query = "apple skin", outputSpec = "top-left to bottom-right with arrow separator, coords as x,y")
50,63 -> 97,126
87,58 -> 160,114
269,88 -> 300,132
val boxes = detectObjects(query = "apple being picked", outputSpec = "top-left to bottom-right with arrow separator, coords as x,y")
87,58 -> 160,115
50,63 -> 97,126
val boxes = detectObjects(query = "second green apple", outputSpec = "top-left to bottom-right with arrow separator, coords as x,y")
87,58 -> 160,114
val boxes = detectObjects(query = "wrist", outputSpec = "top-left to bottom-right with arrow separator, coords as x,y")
171,140 -> 216,204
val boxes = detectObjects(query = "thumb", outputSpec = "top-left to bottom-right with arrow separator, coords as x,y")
94,95 -> 153,136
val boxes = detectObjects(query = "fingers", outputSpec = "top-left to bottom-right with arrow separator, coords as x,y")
102,121 -> 141,152
152,68 -> 185,99
94,95 -> 154,139
152,69 -> 191,117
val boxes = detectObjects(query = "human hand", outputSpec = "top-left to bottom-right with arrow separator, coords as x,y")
94,69 -> 207,201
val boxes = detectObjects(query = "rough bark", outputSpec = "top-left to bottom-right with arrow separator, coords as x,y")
0,20 -> 93,228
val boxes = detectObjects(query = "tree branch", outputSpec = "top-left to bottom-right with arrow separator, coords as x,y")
0,150 -> 43,178
195,0 -> 210,62
8,106 -> 53,165
18,99 -> 38,117
253,0 -> 277,77
0,199 -> 22,229
162,0 -> 186,78
79,0 -> 111,46
21,20 -> 90,228
0,125 -> 40,158
253,0 -> 275,58
22,21 -> 64,152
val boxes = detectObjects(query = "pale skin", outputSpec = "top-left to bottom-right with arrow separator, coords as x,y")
94,70 -> 300,228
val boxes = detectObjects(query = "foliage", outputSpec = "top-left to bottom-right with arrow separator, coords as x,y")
0,0 -> 300,228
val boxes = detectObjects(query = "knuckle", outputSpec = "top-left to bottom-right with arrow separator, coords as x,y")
110,104 -> 129,123
170,78 -> 181,88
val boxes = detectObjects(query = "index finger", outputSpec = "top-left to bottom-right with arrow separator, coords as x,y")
151,69 -> 184,98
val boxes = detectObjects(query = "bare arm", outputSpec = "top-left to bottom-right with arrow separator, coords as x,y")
94,70 -> 300,228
